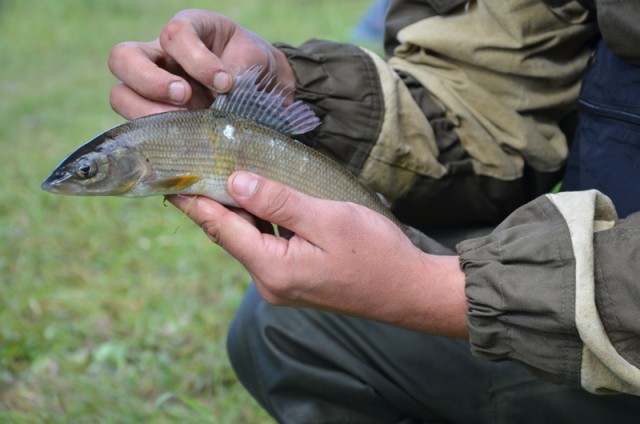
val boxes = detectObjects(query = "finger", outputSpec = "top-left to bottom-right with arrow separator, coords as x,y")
109,40 -> 194,106
167,193 -> 329,307
227,172 -> 328,244
166,194 -> 274,233
167,195 -> 244,245
110,83 -> 186,119
159,10 -> 234,93
222,206 -> 276,235
166,194 -> 293,269
109,78 -> 214,119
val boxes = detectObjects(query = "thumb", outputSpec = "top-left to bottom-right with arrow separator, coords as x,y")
228,172 -> 315,237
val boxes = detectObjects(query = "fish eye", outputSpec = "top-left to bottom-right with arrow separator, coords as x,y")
76,160 -> 97,179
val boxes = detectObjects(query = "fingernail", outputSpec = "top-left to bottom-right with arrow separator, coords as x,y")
212,71 -> 232,93
231,172 -> 259,199
168,81 -> 186,103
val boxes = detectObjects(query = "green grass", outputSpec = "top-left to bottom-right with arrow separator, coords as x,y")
0,1 -> 373,422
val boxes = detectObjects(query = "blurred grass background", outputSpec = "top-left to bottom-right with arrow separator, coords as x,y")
0,0 -> 374,422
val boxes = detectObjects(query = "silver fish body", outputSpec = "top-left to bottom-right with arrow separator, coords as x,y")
43,109 -> 388,213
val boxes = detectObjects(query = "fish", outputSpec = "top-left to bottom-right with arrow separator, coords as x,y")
41,66 -> 451,255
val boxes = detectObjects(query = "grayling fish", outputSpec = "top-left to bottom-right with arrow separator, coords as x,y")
41,66 -> 451,254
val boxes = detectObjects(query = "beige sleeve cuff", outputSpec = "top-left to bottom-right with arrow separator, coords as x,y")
547,190 -> 640,395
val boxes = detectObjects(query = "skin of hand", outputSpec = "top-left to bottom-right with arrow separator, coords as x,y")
167,173 -> 469,339
108,8 -> 469,339
108,9 -> 296,120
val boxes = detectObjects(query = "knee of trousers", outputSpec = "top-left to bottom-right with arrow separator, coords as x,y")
225,284 -> 280,413
225,284 -> 304,403
226,284 -> 268,381
225,283 -> 351,420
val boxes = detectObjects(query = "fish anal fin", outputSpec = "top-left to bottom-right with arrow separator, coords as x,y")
211,65 -> 321,136
147,175 -> 201,193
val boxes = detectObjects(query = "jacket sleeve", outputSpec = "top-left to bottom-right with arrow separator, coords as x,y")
458,190 -> 640,395
276,0 -> 599,230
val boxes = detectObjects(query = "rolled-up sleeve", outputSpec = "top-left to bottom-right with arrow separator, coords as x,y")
274,39 -> 384,175
458,190 -> 640,395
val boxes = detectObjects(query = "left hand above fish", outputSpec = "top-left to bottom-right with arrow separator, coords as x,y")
108,9 -> 296,120
167,172 -> 469,339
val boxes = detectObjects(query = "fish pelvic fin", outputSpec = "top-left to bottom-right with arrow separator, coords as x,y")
147,175 -> 201,193
211,65 -> 321,136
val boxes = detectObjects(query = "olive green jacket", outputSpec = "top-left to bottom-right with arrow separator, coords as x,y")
277,0 -> 640,394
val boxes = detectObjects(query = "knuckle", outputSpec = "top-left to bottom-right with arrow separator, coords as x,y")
199,218 -> 221,245
258,267 -> 306,302
160,17 -> 190,45
108,42 -> 133,71
109,41 -> 128,58
250,263 -> 295,299
262,185 -> 296,226
161,19 -> 181,39
260,277 -> 291,300
257,288 -> 287,306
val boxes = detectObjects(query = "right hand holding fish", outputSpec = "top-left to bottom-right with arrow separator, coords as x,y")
108,9 -> 296,120
166,172 -> 469,339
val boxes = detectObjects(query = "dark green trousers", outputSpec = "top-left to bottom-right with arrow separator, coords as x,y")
227,284 -> 640,423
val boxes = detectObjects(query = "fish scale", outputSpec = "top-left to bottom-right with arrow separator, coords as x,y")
132,109 -> 386,213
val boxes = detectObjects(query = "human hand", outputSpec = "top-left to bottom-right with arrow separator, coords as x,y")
168,172 -> 468,338
108,9 -> 296,119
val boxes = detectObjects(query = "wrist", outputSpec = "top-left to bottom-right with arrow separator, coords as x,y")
390,252 -> 468,339
423,254 -> 468,338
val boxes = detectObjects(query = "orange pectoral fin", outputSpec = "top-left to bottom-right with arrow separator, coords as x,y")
147,175 -> 201,193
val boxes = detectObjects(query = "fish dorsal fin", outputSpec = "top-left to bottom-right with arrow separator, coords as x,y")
211,65 -> 320,136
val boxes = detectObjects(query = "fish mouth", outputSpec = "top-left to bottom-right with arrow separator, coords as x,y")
41,171 -> 74,194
